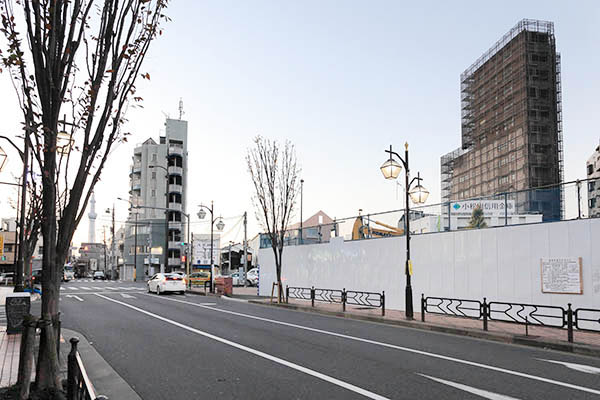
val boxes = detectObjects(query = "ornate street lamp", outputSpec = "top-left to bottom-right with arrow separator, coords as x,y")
380,143 -> 428,320
56,131 -> 74,154
198,202 -> 225,292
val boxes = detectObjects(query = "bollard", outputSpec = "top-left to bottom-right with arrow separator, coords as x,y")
311,286 -> 315,308
525,316 -> 529,336
286,285 -> 289,304
67,337 -> 80,400
567,303 -> 574,343
482,298 -> 488,331
381,291 -> 385,317
342,288 -> 347,312
421,293 -> 425,322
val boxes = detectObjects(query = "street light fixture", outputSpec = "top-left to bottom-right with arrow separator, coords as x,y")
198,202 -> 225,293
0,146 -> 7,172
380,143 -> 428,320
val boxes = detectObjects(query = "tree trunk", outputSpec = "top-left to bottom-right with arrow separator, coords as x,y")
36,123 -> 61,390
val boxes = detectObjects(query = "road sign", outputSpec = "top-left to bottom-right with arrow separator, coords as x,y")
0,235 -> 4,256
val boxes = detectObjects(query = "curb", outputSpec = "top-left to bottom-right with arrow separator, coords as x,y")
249,300 -> 600,358
221,296 -> 249,303
61,328 -> 142,400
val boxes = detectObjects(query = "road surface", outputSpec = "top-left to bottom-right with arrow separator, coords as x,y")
49,279 -> 600,399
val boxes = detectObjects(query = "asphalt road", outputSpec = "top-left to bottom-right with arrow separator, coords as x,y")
48,279 -> 600,399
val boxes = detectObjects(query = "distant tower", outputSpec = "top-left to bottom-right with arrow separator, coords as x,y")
88,192 -> 97,243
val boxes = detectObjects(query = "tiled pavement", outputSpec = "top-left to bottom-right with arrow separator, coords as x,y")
0,328 -> 20,388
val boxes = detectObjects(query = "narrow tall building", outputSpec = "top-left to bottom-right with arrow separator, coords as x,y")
441,19 -> 563,221
125,117 -> 188,280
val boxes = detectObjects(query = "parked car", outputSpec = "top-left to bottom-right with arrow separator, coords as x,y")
147,273 -> 185,295
246,268 -> 259,286
188,271 -> 210,286
0,272 -> 14,285
31,270 -> 42,285
93,271 -> 106,280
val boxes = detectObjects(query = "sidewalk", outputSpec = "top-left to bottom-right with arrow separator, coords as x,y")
250,297 -> 600,358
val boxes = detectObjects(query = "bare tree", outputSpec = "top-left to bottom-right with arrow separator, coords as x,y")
247,136 -> 300,303
0,0 -> 169,391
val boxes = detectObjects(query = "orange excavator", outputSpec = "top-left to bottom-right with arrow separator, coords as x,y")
351,215 -> 404,240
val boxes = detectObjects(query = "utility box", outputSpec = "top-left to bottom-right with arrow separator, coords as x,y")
214,276 -> 232,296
6,292 -> 31,334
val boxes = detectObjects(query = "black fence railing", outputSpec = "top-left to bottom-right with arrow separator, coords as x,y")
286,285 -> 385,316
421,294 -> 599,343
67,337 -> 108,400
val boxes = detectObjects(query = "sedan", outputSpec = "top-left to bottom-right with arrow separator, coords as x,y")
93,271 -> 106,280
147,273 -> 186,295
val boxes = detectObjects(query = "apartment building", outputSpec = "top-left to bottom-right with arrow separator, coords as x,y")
125,117 -> 188,280
587,141 -> 600,218
441,19 -> 563,221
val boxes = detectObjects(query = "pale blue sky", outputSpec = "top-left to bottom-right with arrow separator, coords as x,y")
1,1 -> 599,244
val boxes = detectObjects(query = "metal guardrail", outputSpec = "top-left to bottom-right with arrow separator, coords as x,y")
421,294 -> 599,342
67,337 -> 108,400
286,285 -> 385,316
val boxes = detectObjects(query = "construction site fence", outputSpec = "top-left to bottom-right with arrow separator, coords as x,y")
260,177 -> 600,249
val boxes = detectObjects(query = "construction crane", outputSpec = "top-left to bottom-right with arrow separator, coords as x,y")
351,215 -> 404,240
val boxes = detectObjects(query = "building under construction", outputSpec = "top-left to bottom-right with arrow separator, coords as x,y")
441,19 -> 563,221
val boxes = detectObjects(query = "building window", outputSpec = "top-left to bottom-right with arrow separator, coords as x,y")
151,153 -> 157,162
589,181 -> 596,192
590,198 -> 597,209
151,189 -> 156,197
588,164 -> 594,176
152,171 -> 156,179
498,175 -> 509,185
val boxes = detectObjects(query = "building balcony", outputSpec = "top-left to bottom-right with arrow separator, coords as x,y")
168,184 -> 182,194
167,257 -> 181,267
168,166 -> 183,176
168,146 -> 184,157
168,202 -> 182,212
168,221 -> 182,230
168,241 -> 183,250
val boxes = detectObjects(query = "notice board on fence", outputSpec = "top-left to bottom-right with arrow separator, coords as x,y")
541,257 -> 583,294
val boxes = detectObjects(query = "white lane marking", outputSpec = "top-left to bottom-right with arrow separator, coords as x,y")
120,293 -> 136,299
105,287 -> 117,290
419,374 -> 520,399
96,294 -> 390,400
538,359 -> 600,375
60,287 -> 65,291
148,295 -> 600,396
91,287 -> 103,290
66,294 -> 84,302
69,287 -> 79,291
79,286 -> 91,290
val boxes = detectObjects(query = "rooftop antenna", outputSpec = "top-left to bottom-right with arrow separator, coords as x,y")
178,98 -> 184,120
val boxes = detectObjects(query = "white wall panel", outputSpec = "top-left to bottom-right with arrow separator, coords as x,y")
257,218 -> 600,310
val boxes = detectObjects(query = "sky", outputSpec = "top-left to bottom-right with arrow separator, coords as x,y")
0,0 -> 599,247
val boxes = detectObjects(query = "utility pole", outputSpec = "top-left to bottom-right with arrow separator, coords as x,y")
103,227 -> 107,272
300,179 -> 304,245
111,204 -> 116,280
228,242 -> 232,276
243,212 -> 248,287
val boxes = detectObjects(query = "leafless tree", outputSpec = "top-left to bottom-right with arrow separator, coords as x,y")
0,0 -> 169,391
247,136 -> 300,303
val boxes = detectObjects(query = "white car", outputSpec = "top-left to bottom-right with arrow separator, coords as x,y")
246,268 -> 259,286
0,272 -> 14,285
147,273 -> 186,295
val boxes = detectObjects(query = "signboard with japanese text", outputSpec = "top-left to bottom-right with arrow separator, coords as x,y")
450,200 -> 515,216
193,234 -> 220,266
541,257 -> 583,294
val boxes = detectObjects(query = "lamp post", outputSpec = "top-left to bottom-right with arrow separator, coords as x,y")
198,201 -> 224,293
300,179 -> 304,245
149,164 -> 169,273
380,143 -> 429,320
117,197 -> 139,281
